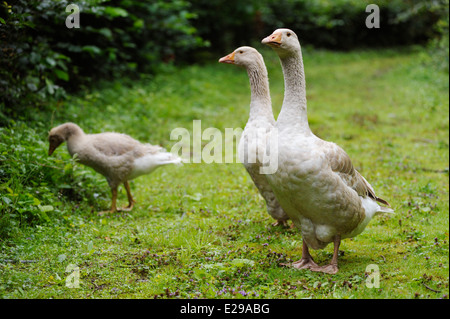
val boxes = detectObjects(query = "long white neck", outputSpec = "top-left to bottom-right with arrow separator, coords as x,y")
246,62 -> 275,124
277,50 -> 311,134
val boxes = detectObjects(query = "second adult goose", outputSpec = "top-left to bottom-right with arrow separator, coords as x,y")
48,122 -> 181,214
262,29 -> 393,274
219,46 -> 289,226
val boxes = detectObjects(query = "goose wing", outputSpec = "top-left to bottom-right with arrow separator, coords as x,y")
325,142 -> 390,207
90,133 -> 143,157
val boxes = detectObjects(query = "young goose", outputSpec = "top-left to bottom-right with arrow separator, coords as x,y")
262,29 -> 393,274
48,122 -> 181,214
219,46 -> 289,226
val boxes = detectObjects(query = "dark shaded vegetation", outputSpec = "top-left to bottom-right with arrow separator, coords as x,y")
0,0 -> 205,122
0,0 -> 448,125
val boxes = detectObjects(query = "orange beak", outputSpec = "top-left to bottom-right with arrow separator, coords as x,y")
261,31 -> 282,47
218,51 -> 236,64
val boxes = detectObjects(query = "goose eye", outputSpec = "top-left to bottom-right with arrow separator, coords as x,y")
239,50 -> 243,54
287,33 -> 291,37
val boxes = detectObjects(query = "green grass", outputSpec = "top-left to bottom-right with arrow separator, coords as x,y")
0,46 -> 448,299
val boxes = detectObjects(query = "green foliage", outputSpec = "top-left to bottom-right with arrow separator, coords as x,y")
0,122 -> 107,238
187,0 -> 258,54
1,0 -> 448,126
190,0 -> 447,52
0,0 -> 205,124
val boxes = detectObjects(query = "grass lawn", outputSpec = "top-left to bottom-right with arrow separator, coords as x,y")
0,46 -> 448,299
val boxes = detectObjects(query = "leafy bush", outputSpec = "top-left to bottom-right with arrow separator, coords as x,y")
0,122 -> 107,238
187,0 -> 259,54
190,0 -> 446,51
0,0 -> 205,124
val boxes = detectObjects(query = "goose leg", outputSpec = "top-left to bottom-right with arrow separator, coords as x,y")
282,240 -> 318,269
272,220 -> 289,227
291,240 -> 319,269
310,235 -> 340,274
117,181 -> 135,211
98,187 -> 118,215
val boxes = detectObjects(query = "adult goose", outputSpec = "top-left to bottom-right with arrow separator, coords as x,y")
48,122 -> 181,214
262,29 -> 393,274
219,46 -> 289,226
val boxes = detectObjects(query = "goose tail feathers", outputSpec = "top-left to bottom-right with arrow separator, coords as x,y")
129,149 -> 181,180
376,205 -> 395,214
151,151 -> 182,166
375,196 -> 391,207
374,197 -> 394,214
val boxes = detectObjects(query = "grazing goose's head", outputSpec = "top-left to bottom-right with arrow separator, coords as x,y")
218,46 -> 264,69
48,122 -> 82,156
261,28 -> 300,57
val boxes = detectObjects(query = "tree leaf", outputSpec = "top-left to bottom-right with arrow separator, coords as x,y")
45,78 -> 55,95
46,57 -> 56,67
33,197 -> 41,206
104,7 -> 128,17
54,69 -> 69,81
98,27 -> 113,39
82,45 -> 101,56
133,19 -> 144,29
2,196 -> 12,205
39,205 -> 54,212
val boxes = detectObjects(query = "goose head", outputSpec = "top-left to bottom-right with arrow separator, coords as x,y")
218,46 -> 264,69
48,122 -> 81,156
261,28 -> 300,57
